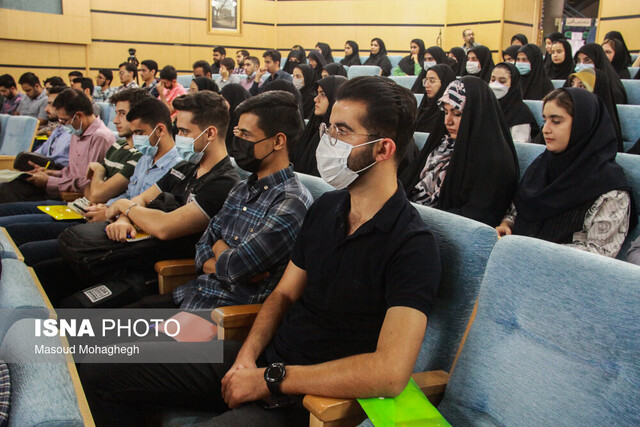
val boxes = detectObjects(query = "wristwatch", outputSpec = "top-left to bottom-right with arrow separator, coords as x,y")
264,362 -> 286,395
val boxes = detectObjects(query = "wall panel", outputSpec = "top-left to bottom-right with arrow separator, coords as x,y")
597,0 -> 640,53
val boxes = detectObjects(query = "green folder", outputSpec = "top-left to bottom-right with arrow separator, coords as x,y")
357,378 -> 451,427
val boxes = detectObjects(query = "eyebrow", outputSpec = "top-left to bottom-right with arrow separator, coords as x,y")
542,114 -> 563,119
237,127 -> 252,135
333,121 -> 355,133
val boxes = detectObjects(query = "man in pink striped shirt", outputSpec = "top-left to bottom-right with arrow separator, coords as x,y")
157,65 -> 187,119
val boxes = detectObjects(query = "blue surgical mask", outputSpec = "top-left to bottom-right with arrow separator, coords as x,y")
132,125 -> 160,157
174,128 -> 210,164
516,62 -> 531,75
575,63 -> 595,72
62,114 -> 83,136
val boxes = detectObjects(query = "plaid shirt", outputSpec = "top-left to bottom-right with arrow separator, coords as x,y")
174,166 -> 313,310
92,86 -> 116,102
1,93 -> 23,115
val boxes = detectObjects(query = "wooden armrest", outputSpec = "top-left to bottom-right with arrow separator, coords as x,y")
0,155 -> 16,170
154,259 -> 196,276
211,304 -> 262,328
303,370 -> 450,424
60,191 -> 83,202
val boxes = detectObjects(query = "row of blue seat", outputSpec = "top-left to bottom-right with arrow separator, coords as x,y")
0,114 -> 38,157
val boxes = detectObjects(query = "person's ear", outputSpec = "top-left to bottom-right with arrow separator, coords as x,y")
374,138 -> 396,162
206,126 -> 218,142
273,132 -> 287,151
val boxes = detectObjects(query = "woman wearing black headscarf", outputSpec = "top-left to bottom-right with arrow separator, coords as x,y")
341,41 -> 361,66
364,37 -> 392,76
189,77 -> 219,93
307,50 -> 327,82
415,64 -> 455,132
490,62 -> 540,143
290,76 -> 348,176
220,84 -> 251,150
516,43 -> 554,100
395,39 -> 426,76
496,88 -> 634,258
464,45 -> 494,82
546,39 -> 574,80
412,46 -> 450,94
543,32 -> 565,74
283,49 -> 306,75
502,45 -> 520,63
510,34 -> 528,46
401,76 -> 519,227
448,47 -> 467,76
604,31 -> 633,70
602,38 -> 631,79
315,42 -> 334,63
322,63 -> 348,78
292,64 -> 316,119
575,43 -> 627,104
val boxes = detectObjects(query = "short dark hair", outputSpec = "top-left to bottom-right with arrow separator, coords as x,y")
263,49 -> 282,64
44,76 -> 66,87
192,60 -> 211,74
543,88 -> 574,117
335,76 -> 417,164
68,71 -> 83,78
213,46 -> 226,55
246,56 -> 260,67
0,74 -> 17,89
236,49 -> 250,57
235,90 -> 303,152
172,91 -> 230,137
72,77 -> 94,94
463,29 -> 472,37
140,60 -> 158,75
18,72 -> 41,87
47,85 -> 68,95
220,58 -> 236,72
126,97 -> 172,131
159,65 -> 177,81
109,87 -> 151,107
98,68 -> 113,83
118,62 -> 138,74
52,88 -> 94,116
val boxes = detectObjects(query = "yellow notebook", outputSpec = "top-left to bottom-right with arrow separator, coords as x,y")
37,205 -> 84,220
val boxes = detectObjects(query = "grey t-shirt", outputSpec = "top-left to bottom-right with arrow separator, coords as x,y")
17,90 -> 47,120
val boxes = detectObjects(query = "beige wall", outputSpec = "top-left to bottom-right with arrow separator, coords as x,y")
596,0 -> 640,53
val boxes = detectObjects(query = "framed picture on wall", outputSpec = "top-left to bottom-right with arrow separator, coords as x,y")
208,0 -> 241,35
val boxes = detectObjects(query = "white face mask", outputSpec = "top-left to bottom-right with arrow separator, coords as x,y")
423,61 -> 437,71
466,61 -> 481,75
575,63 -> 595,72
489,81 -> 509,100
316,132 -> 380,190
292,77 -> 304,90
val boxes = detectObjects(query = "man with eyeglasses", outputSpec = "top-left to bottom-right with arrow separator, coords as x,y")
93,69 -> 116,102
462,29 -> 478,53
0,88 -> 113,204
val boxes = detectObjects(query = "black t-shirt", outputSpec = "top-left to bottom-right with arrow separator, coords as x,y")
265,184 -> 441,366
155,157 -> 238,219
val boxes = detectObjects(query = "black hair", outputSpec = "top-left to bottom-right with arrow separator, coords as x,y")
263,49 -> 282,64
52,88 -> 94,116
234,90 -> 303,152
73,77 -> 94,94
97,69 -> 113,84
246,56 -> 260,67
159,65 -> 177,81
335,76 -> 417,164
44,76 -> 66,87
172,91 -> 230,137
118,62 -> 138,80
236,49 -> 250,57
213,46 -> 227,55
126,97 -> 172,132
0,74 -> 17,89
68,71 -> 83,78
18,72 -> 41,87
140,60 -> 158,75
109,88 -> 152,107
47,85 -> 68,95
192,60 -> 211,75
220,57 -> 236,72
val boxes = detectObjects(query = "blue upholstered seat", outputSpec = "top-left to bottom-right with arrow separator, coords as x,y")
438,235 -> 640,426
622,79 -> 640,105
295,172 -> 333,201
0,227 -> 22,261
177,74 -> 194,88
413,131 -> 430,150
627,67 -> 638,79
617,104 -> 640,151
388,55 -> 403,68
523,99 -> 543,128
414,93 -> 423,106
96,101 -> 116,132
347,65 -> 382,79
551,79 -> 564,89
0,114 -> 38,156
389,75 -> 417,89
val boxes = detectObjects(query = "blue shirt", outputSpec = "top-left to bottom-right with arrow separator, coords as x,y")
107,146 -> 182,205
173,166 -> 313,309
34,126 -> 71,167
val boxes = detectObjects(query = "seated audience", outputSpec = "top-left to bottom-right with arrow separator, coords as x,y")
603,31 -> 633,77
249,50 -> 292,96
546,39 -> 573,80
448,47 -> 467,76
215,58 -> 241,89
364,37 -> 392,76
543,32 -> 565,76
464,45 -> 494,82
92,69 -> 116,102
68,71 -> 82,86
496,88 -> 635,258
139,59 -> 159,97
321,63 -> 347,78
510,33 -> 528,46
0,74 -> 23,115
71,77 -> 101,117
0,88 -> 113,203
412,46 -> 450,94
240,56 -> 260,92
261,80 -> 305,120
30,85 -> 72,168
415,64 -> 456,133
234,49 -> 249,74
290,75 -> 348,176
602,38 -> 631,79
401,77 -> 519,227
490,62 -> 540,143
220,84 -> 251,149
211,46 -> 226,74
16,72 -> 48,126
307,50 -> 327,82
462,28 -> 478,53
315,42 -> 334,63
190,77 -> 219,93
283,49 -> 306,75
341,40 -> 361,66
516,43 -> 554,100
157,65 -> 187,117
117,62 -> 139,91
575,43 -> 627,104
502,45 -> 519,63
44,76 -> 66,90
394,38 -> 426,76
193,60 -> 212,78
78,76 -> 441,427
292,64 -> 316,119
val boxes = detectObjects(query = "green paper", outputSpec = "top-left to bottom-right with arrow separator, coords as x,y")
357,378 -> 451,427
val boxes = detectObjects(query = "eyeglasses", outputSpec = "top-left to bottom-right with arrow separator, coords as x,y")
423,77 -> 441,86
318,122 -> 383,146
58,114 -> 77,125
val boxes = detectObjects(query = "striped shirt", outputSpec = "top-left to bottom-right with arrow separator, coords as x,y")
174,166 -> 313,310
102,140 -> 141,180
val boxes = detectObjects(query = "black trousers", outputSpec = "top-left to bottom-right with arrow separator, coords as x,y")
0,178 -> 50,203
78,340 -> 308,426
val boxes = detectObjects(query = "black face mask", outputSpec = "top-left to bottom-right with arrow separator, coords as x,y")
230,135 -> 276,173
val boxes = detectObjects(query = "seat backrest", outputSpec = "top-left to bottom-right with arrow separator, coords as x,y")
438,235 -> 640,426
295,172 -> 333,201
388,55 -> 403,68
622,79 -> 640,105
523,99 -> 543,128
513,141 -> 544,180
0,114 -> 10,144
627,67 -> 638,79
0,115 -> 38,155
389,75 -> 417,90
411,204 -> 498,373
414,93 -> 423,106
551,79 -> 564,89
347,65 -> 381,79
177,74 -> 194,88
96,101 -> 112,125
413,131 -> 430,151
617,104 -> 640,149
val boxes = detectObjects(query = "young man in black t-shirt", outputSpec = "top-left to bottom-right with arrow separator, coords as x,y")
79,78 -> 442,425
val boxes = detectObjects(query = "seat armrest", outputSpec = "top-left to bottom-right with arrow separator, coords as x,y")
60,191 -> 83,202
0,156 -> 16,170
210,304 -> 262,340
154,259 -> 197,295
303,370 -> 450,424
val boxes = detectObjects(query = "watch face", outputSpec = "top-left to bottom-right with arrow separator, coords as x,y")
266,364 -> 285,382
